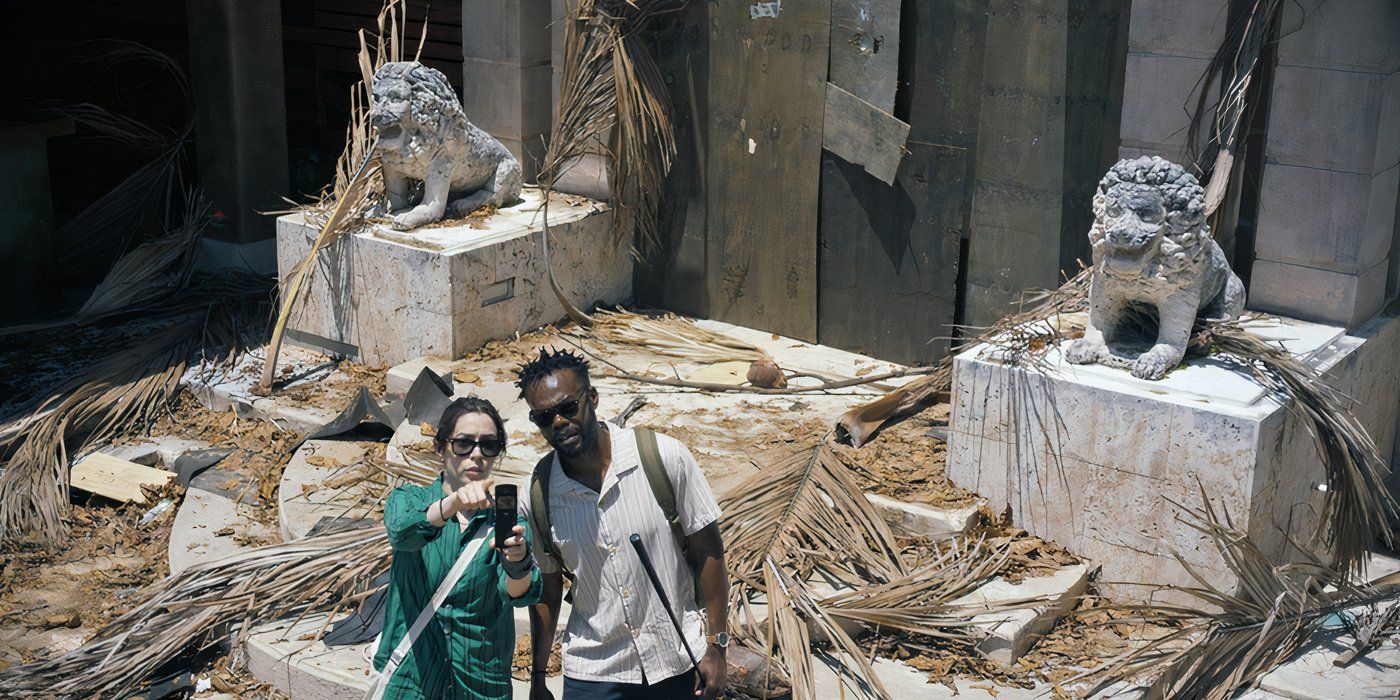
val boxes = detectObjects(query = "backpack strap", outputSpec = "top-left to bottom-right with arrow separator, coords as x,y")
634,428 -> 703,606
528,451 -> 576,600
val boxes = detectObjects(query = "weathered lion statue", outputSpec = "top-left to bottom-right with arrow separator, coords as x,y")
369,61 -> 523,230
1064,156 -> 1245,380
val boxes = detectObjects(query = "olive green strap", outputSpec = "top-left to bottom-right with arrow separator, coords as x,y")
528,452 -> 575,600
634,428 -> 703,606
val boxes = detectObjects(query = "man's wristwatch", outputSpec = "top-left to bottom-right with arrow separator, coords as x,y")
705,631 -> 730,649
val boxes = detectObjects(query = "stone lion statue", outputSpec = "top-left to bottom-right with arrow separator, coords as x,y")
1063,156 -> 1245,380
369,61 -> 523,230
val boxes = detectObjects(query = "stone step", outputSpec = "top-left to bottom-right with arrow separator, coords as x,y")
279,440 -> 381,542
866,493 -> 981,541
946,564 -> 1090,666
184,345 -> 341,436
167,467 -> 279,576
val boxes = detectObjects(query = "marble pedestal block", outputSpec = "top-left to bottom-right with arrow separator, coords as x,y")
946,314 -> 1400,604
276,187 -> 630,366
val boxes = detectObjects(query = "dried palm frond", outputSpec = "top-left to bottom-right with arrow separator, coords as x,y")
0,280 -> 269,545
261,0 -> 413,389
77,195 -> 208,318
0,524 -> 390,698
1187,0 -> 1284,215
721,441 -> 1030,698
54,42 -> 195,272
1073,495 -> 1400,699
539,1 -> 680,253
835,269 -> 1093,446
259,152 -> 379,393
587,308 -> 769,364
1201,320 -> 1397,575
536,1 -> 683,325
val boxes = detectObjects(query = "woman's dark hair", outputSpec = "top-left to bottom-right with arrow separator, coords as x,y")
434,397 -> 507,452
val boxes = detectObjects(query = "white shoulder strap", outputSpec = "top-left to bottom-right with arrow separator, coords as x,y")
372,519 -> 491,694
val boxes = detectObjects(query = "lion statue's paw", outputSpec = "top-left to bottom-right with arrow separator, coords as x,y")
1064,338 -> 1105,365
1131,346 -> 1181,380
392,208 -> 437,231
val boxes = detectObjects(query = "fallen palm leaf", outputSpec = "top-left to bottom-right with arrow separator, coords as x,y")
0,524 -> 390,697
0,282 -> 268,545
1072,494 -> 1400,699
721,441 -> 1036,698
537,1 -> 684,325
589,308 -> 769,364
1201,320 -> 1397,575
258,153 -> 379,393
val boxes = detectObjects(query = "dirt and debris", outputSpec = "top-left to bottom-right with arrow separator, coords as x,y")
278,360 -> 388,405
510,634 -> 563,680
0,494 -> 174,671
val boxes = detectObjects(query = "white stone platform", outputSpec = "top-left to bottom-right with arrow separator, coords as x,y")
947,314 -> 1400,603
276,187 -> 631,367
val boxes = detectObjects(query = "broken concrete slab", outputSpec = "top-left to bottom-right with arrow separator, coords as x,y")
1254,627 -> 1400,699
168,482 -> 279,576
246,605 -> 572,699
948,564 -> 1090,666
866,493 -> 981,541
279,440 -> 379,542
70,453 -> 172,504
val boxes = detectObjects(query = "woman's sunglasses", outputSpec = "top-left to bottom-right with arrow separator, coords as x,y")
442,436 -> 504,457
528,394 -> 585,427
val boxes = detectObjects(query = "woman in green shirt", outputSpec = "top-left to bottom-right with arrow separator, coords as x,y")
373,396 -> 542,699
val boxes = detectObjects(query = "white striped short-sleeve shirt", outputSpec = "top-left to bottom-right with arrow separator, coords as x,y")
526,422 -> 721,684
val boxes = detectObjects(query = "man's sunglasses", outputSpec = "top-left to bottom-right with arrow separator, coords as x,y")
442,436 -> 505,457
528,394 -> 586,428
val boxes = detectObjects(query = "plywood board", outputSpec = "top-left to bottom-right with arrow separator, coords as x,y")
72,452 -> 173,504
706,0 -> 831,341
818,143 -> 964,364
828,0 -> 900,113
822,82 -> 909,185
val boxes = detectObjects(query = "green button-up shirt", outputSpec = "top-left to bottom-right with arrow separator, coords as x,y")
373,476 -> 542,700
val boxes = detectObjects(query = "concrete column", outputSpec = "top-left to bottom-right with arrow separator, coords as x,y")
1117,0 -> 1233,250
962,0 -> 1070,328
461,0 -> 553,183
186,0 -> 288,247
547,0 -> 610,199
1248,0 -> 1400,330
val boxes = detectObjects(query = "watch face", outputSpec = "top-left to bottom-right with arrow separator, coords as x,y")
713,632 -> 730,646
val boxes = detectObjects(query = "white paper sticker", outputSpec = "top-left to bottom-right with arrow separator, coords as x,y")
750,1 -> 780,19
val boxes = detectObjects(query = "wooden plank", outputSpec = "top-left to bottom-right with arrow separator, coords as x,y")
822,82 -> 909,185
818,142 -> 964,364
828,0 -> 900,113
635,3 -> 713,316
71,453 -> 173,504
705,0 -> 830,341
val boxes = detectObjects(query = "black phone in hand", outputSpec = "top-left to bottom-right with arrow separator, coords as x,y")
494,484 -> 518,551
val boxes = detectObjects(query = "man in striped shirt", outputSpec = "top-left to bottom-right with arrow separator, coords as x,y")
520,348 -> 729,700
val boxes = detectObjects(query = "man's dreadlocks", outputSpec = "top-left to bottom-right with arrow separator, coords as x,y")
515,347 -> 591,398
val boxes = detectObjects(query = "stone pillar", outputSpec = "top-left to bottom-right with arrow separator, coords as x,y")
547,0 -> 610,199
461,0 -> 553,183
186,0 -> 288,247
961,0 -> 1070,329
1247,0 -> 1400,330
1116,0 -> 1233,251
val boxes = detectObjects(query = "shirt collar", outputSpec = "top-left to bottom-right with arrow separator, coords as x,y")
553,421 -> 640,496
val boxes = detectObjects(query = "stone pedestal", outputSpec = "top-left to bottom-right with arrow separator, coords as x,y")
275,187 -> 630,366
946,314 -> 1400,604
